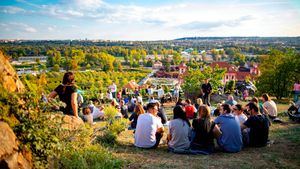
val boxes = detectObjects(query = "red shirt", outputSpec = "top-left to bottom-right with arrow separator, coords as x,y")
185,105 -> 196,119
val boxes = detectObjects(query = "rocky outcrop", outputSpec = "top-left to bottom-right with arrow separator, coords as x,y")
0,51 -> 25,93
0,122 -> 32,169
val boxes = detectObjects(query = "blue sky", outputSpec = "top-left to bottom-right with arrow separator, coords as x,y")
0,0 -> 300,40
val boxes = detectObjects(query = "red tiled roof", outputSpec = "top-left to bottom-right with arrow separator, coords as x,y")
210,62 -> 237,72
236,71 -> 252,81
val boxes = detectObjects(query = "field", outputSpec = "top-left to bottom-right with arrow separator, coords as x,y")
104,102 -> 300,169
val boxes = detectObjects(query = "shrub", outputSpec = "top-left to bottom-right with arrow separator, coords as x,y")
104,106 -> 119,122
54,145 -> 123,169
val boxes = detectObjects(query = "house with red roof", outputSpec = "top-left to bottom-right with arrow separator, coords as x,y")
209,61 -> 259,84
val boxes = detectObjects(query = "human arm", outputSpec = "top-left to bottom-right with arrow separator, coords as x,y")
212,124 -> 222,139
48,91 -> 58,101
71,92 -> 78,118
157,126 -> 164,133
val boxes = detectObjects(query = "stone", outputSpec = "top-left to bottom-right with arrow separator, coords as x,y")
0,122 -> 32,169
0,51 -> 25,93
0,122 -> 18,159
62,115 -> 84,130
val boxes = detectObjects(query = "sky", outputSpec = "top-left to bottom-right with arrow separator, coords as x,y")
0,0 -> 300,40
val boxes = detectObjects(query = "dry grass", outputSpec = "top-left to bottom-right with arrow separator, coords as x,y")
96,102 -> 300,169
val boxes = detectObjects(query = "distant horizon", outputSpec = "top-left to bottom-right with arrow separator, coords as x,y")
1,0 -> 300,40
1,36 -> 300,42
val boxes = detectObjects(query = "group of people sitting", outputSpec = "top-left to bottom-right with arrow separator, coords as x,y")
48,72 -> 277,155
134,96 -> 274,155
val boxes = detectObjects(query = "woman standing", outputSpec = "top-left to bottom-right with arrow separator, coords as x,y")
48,72 -> 78,117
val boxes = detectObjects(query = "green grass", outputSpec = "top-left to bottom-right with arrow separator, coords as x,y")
106,102 -> 300,169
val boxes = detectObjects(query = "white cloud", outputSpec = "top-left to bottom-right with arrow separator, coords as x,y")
3,22 -> 37,33
0,6 -> 26,14
25,27 -> 36,33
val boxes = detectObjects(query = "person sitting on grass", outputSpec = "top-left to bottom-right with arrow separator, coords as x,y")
262,93 -> 278,120
134,103 -> 164,149
157,101 -> 168,125
225,95 -> 237,106
167,105 -> 191,153
82,105 -> 105,125
190,105 -> 222,154
129,104 -> 145,129
241,102 -> 270,147
233,104 -> 248,125
120,100 -> 129,119
185,99 -> 197,119
214,104 -> 243,153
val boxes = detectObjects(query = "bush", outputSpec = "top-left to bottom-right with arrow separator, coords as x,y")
54,145 -> 123,169
108,118 -> 128,135
104,106 -> 119,121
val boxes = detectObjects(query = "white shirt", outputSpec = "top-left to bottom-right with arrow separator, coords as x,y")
157,88 -> 164,98
148,88 -> 153,95
110,84 -> 117,93
92,107 -> 104,119
137,96 -> 143,105
236,113 -> 248,124
134,113 -> 163,148
263,100 -> 278,117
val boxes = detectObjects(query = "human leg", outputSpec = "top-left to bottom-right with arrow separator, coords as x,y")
150,132 -> 163,149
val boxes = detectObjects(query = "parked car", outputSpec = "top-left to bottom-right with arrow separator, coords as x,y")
236,81 -> 257,96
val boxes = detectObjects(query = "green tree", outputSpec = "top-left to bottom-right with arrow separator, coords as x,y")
173,52 -> 182,65
182,66 -> 225,99
257,49 -> 300,99
53,64 -> 60,72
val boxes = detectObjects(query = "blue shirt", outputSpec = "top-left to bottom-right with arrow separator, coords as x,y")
214,114 -> 243,152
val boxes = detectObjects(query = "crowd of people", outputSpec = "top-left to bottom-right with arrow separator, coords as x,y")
47,72 -> 291,155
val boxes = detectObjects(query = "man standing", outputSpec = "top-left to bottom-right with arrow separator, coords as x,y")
134,103 -> 164,149
241,102 -> 270,147
202,79 -> 212,106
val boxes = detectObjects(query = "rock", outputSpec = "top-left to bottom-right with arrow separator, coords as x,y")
62,115 -> 84,130
0,122 -> 32,169
0,122 -> 18,159
0,51 -> 25,93
17,152 -> 31,169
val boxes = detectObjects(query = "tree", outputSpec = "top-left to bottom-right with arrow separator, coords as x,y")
225,80 -> 236,94
257,49 -> 300,99
173,52 -> 182,65
86,64 -> 91,70
53,64 -> 60,72
182,66 -> 225,99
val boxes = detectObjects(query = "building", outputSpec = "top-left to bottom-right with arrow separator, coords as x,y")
209,61 -> 259,84
152,61 -> 163,70
18,56 -> 48,63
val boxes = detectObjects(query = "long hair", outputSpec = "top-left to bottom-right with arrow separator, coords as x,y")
134,104 -> 145,116
198,105 -> 212,133
173,105 -> 191,127
61,72 -> 75,94
62,72 -> 75,85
